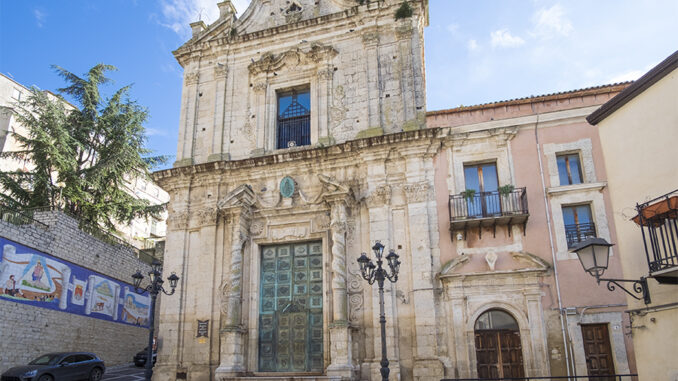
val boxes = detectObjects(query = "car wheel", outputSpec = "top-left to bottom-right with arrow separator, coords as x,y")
89,367 -> 103,381
38,375 -> 53,381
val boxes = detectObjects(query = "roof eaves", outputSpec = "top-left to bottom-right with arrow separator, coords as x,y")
427,82 -> 631,117
587,50 -> 678,125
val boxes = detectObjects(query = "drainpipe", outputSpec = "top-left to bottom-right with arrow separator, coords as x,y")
532,105 -> 573,378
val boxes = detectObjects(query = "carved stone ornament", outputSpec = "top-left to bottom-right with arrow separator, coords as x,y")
252,82 -> 267,93
317,67 -> 333,81
404,182 -> 430,204
248,44 -> 338,76
184,72 -> 199,85
313,213 -> 331,231
395,20 -> 414,40
214,63 -> 229,78
249,219 -> 265,237
362,30 -> 380,46
219,279 -> 230,315
366,184 -> 391,208
167,210 -> 190,230
197,206 -> 219,226
485,252 -> 498,271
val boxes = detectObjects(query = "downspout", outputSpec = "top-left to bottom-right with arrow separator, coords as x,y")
532,105 -> 573,378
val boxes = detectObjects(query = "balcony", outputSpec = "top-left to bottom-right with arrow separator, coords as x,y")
565,222 -> 596,249
449,187 -> 529,238
633,189 -> 678,284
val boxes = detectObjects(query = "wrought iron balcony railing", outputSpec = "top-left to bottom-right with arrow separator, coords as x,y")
449,187 -> 529,237
565,222 -> 596,249
634,189 -> 678,283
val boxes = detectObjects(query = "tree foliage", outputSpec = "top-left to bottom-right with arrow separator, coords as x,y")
0,64 -> 167,228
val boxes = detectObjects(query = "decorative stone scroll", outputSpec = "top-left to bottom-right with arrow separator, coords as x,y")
247,44 -> 338,76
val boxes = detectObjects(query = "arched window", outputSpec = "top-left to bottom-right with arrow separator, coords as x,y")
474,309 -> 524,378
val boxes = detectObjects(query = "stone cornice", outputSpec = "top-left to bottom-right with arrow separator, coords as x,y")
152,128 -> 442,182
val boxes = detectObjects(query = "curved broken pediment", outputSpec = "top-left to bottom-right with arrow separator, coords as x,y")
248,43 -> 338,75
439,251 -> 550,279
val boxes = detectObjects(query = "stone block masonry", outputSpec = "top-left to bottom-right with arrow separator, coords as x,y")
0,210 -> 153,372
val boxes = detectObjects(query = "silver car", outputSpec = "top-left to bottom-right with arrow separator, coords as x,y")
1,352 -> 105,381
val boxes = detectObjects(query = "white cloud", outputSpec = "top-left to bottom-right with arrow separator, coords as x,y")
33,8 -> 47,28
157,0 -> 251,38
490,29 -> 525,48
446,23 -> 459,34
532,4 -> 573,38
146,128 -> 169,137
467,39 -> 479,51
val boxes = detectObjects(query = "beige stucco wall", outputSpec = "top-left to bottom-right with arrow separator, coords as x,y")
596,68 -> 678,381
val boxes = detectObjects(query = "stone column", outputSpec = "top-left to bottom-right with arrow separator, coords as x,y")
215,186 -> 255,377
316,66 -> 333,145
176,71 -> 199,166
401,149 -> 444,380
362,29 -> 382,134
326,194 -> 354,378
208,63 -> 228,162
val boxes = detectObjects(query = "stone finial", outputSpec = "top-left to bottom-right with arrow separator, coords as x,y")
217,1 -> 237,18
190,21 -> 207,37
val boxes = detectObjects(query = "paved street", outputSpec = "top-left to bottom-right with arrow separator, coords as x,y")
102,364 -> 146,380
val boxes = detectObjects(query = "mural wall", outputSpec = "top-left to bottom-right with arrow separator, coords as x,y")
0,237 -> 150,327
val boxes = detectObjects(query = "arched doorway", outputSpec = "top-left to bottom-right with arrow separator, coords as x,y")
474,309 -> 525,378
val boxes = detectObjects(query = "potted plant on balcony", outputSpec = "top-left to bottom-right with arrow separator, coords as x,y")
462,189 -> 476,200
498,184 -> 515,214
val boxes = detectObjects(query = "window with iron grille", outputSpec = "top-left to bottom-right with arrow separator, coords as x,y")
563,204 -> 596,248
277,89 -> 310,149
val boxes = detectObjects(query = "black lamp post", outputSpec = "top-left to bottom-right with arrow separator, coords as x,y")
358,241 -> 401,381
132,259 -> 179,381
570,237 -> 651,304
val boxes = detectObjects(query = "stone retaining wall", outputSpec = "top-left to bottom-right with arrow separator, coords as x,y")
0,211 -> 153,372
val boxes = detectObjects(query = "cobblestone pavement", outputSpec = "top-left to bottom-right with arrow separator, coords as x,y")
102,364 -> 146,380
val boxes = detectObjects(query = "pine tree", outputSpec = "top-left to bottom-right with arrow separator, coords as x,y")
0,64 -> 167,229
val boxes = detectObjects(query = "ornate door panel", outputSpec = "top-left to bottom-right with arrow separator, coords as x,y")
259,242 -> 323,372
475,330 -> 524,378
582,324 -> 615,378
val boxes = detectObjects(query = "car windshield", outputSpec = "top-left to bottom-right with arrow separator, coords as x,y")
29,354 -> 61,365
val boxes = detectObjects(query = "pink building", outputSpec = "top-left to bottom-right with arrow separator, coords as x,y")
427,83 -> 637,378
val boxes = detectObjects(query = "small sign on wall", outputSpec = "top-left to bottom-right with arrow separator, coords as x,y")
197,319 -> 209,342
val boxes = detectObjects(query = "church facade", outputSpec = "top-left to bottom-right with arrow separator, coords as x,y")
153,1 -> 634,380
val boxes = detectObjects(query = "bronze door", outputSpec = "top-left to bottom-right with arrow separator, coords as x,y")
582,324 -> 615,378
475,330 -> 525,378
258,242 -> 323,372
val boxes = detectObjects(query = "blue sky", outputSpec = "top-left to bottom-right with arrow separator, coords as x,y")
1,1 -> 676,169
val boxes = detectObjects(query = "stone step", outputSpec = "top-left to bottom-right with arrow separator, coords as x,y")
227,376 -> 342,381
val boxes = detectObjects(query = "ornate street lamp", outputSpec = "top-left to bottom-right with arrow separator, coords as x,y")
570,237 -> 651,304
132,259 -> 179,381
358,241 -> 400,381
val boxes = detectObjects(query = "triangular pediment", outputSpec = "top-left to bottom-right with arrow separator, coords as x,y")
217,184 -> 256,210
439,251 -> 550,278
235,0 -> 356,35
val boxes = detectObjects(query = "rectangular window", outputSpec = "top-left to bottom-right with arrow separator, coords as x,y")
277,88 -> 310,149
556,153 -> 583,185
464,162 -> 500,217
562,204 -> 595,248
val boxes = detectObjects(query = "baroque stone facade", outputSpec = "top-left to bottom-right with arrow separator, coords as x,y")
154,1 -> 636,380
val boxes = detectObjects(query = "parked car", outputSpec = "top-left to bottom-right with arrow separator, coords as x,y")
133,348 -> 156,367
1,352 -> 105,381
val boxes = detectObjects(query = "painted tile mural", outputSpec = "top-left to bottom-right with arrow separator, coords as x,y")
0,237 -> 150,327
